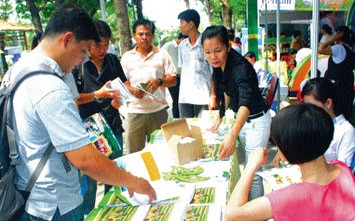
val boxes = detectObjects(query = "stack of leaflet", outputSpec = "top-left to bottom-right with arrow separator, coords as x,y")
83,113 -> 120,156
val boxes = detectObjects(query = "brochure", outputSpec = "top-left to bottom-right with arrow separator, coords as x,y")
185,204 -> 222,221
85,205 -> 150,221
110,77 -> 136,103
136,82 -> 159,99
83,113 -> 120,156
257,164 -> 302,190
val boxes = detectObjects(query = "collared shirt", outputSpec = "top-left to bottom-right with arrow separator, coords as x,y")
121,46 -> 176,114
214,49 -> 268,117
325,114 -> 355,166
3,51 -> 91,220
178,35 -> 212,104
79,53 -> 126,134
162,40 -> 181,75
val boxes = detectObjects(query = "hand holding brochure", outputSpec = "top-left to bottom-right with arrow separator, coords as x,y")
109,77 -> 136,103
136,82 -> 159,99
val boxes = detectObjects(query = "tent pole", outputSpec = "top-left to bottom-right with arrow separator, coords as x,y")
310,0 -> 319,79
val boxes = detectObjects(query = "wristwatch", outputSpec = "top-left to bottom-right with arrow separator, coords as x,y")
158,78 -> 163,86
92,91 -> 99,101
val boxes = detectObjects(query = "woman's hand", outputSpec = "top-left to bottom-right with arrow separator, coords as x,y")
207,116 -> 222,132
272,149 -> 287,168
209,95 -> 218,110
218,132 -> 237,160
246,148 -> 269,170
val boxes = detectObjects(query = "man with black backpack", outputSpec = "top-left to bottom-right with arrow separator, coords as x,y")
0,4 -> 156,220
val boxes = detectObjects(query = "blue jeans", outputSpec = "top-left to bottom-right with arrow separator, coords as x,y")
20,204 -> 83,221
238,110 -> 271,200
81,133 -> 123,215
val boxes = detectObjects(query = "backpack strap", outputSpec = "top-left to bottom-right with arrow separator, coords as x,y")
4,63 -> 71,192
24,143 -> 54,192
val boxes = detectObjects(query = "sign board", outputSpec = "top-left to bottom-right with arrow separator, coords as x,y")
258,0 -> 296,11
258,0 -> 352,11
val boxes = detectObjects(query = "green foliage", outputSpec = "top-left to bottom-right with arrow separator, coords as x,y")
0,0 -> 14,20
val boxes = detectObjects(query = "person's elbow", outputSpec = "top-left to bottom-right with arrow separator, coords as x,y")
65,144 -> 97,172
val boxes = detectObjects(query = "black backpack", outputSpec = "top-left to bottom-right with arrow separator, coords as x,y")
0,64 -> 56,220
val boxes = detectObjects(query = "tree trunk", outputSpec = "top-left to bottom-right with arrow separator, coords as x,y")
183,0 -> 190,9
222,4 -> 232,28
133,0 -> 143,19
55,0 -> 64,7
114,0 -> 132,55
24,0 -> 42,33
205,0 -> 212,25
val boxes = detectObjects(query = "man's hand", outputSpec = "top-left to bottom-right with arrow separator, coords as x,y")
96,81 -> 121,100
133,88 -> 146,99
145,79 -> 160,94
111,99 -> 122,109
127,177 -> 157,203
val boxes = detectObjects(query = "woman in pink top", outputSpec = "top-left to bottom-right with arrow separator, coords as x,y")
225,103 -> 355,221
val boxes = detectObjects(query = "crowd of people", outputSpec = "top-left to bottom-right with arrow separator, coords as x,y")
1,3 -> 354,220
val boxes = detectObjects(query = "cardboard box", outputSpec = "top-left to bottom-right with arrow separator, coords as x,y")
161,118 -> 204,165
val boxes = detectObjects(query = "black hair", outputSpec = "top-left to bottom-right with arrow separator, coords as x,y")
301,77 -> 339,115
201,25 -> 229,48
335,25 -> 355,46
43,3 -> 100,43
94,20 -> 112,39
289,48 -> 297,55
321,24 -> 332,35
244,51 -> 256,59
234,37 -> 241,44
271,103 -> 334,164
31,32 -> 42,50
293,30 -> 302,38
227,28 -> 235,41
177,32 -> 188,39
178,9 -> 200,28
132,18 -> 156,35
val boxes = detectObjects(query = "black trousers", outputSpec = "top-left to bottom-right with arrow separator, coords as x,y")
168,75 -> 180,118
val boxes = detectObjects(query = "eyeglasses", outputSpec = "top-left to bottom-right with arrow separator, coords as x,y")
93,43 -> 109,50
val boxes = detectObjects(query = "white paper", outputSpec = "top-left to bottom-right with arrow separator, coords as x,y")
110,77 -> 136,102
136,83 -> 160,99
121,180 -> 195,206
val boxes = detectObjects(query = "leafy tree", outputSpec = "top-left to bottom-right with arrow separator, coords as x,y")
0,0 -> 14,20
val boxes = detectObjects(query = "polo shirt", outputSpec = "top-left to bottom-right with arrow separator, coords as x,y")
5,51 -> 91,220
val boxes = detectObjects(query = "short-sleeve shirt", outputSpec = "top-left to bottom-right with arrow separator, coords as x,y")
266,161 -> 355,221
178,35 -> 212,104
325,115 -> 355,166
121,46 -> 176,114
162,40 -> 180,75
4,52 -> 91,220
79,53 -> 126,134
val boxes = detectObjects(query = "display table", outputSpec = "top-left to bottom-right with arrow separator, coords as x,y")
86,117 -> 241,221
